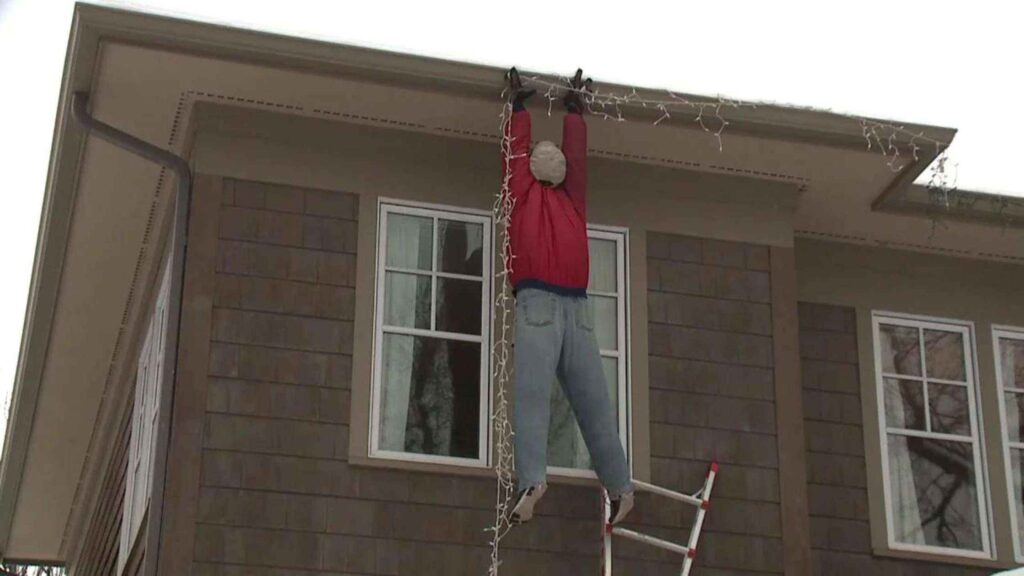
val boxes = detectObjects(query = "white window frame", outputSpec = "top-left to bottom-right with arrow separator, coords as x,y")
368,199 -> 493,468
994,325 -> 1024,564
547,224 -> 631,479
871,311 -> 993,560
118,255 -> 171,572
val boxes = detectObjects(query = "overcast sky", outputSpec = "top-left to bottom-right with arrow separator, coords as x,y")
0,0 -> 1021,446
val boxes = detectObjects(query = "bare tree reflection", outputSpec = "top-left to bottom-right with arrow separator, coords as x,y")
884,325 -> 979,549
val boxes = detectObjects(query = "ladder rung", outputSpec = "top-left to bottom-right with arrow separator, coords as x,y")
611,526 -> 692,556
632,479 -> 703,507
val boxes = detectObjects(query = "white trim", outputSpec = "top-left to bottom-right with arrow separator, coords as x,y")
381,325 -> 484,343
548,225 -> 632,478
872,311 -> 993,559
118,253 -> 172,573
383,265 -> 484,282
994,325 -> 1024,564
880,372 -> 970,387
885,428 -> 976,443
368,199 -> 492,467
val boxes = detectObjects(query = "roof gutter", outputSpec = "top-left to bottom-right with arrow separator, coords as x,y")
71,91 -> 190,576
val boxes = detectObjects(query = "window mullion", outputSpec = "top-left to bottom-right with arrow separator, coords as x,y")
919,327 -> 932,433
431,217 -> 438,332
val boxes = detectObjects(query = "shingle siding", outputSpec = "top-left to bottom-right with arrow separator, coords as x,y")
189,185 -> 788,574
797,302 -> 991,575
646,231 -> 783,575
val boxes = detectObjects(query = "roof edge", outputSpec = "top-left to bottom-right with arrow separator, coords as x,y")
72,2 -> 957,151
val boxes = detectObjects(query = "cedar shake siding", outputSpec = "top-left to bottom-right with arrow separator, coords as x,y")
646,232 -> 783,575
188,177 -> 779,575
797,302 -> 990,575
74,388 -> 144,575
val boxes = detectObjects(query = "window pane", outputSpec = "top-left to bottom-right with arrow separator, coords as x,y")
386,213 -> 433,270
925,329 -> 966,382
1001,338 -> 1024,389
879,324 -> 921,376
378,334 -> 480,458
589,238 -> 617,293
438,219 -> 484,276
383,272 -> 430,329
436,277 -> 482,335
886,435 -> 982,550
1012,449 -> 1024,555
884,378 -> 925,431
547,357 -> 620,470
592,295 -> 618,351
1007,392 -> 1024,444
928,383 -> 970,436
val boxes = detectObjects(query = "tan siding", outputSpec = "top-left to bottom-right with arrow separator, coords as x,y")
645,232 -> 784,575
798,302 -> 991,575
192,178 -> 789,575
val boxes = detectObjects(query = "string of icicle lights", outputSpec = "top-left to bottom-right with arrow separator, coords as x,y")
485,71 -> 960,576
524,72 -> 959,192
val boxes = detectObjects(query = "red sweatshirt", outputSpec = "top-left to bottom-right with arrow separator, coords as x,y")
503,109 -> 589,296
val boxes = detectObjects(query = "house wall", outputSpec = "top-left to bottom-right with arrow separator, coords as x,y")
645,232 -> 785,574
796,238 -> 1024,572
167,173 -> 799,574
797,301 -> 991,575
149,104 -> 815,574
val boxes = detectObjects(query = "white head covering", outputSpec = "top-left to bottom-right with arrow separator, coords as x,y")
530,141 -> 566,186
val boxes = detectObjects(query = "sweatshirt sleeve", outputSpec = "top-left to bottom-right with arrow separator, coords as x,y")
504,109 -> 534,202
561,112 -> 587,216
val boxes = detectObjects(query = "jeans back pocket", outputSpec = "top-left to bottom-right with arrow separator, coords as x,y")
519,291 -> 555,327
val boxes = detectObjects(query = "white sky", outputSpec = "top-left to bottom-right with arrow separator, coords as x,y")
0,0 -> 1021,446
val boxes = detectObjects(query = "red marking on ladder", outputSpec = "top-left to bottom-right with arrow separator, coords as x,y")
687,547 -> 697,558
700,500 -> 710,510
709,461 -> 720,474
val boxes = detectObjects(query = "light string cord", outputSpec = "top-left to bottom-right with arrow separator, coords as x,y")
522,72 -> 959,189
487,95 -> 519,576
483,68 -> 1014,575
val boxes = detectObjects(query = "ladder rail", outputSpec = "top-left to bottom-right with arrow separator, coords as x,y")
602,461 -> 718,576
680,465 -> 717,576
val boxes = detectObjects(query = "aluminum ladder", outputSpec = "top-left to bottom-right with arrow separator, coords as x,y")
601,461 -> 719,576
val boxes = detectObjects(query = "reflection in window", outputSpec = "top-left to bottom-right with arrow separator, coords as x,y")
995,330 -> 1024,561
874,315 -> 989,556
372,203 -> 490,465
547,231 -> 629,473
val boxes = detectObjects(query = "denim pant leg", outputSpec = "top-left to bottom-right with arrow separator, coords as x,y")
512,289 -> 562,489
557,296 -> 633,496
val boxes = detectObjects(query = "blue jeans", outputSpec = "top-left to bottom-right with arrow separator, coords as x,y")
512,288 -> 633,496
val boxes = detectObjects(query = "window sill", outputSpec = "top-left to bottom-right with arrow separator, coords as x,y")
872,546 -> 1010,570
348,452 -> 612,490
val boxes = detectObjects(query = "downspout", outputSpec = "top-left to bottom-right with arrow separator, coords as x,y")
71,92 -> 189,576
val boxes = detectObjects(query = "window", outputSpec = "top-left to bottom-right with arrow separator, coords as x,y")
370,201 -> 492,466
119,255 -> 171,569
547,226 -> 630,476
995,327 -> 1024,563
872,313 -> 991,558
